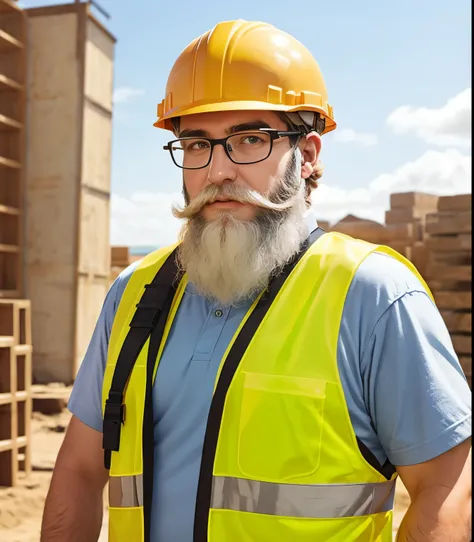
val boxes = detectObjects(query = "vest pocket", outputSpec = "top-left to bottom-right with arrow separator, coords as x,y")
238,372 -> 326,482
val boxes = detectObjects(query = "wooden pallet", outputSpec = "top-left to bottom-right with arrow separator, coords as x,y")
0,298 -> 32,486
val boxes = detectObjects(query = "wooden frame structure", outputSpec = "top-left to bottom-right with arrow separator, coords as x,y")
0,0 -> 26,299
0,298 -> 32,486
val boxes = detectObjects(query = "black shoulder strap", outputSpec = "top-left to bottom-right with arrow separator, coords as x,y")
102,248 -> 181,469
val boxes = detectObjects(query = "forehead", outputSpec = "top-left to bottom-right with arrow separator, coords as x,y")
178,109 -> 287,135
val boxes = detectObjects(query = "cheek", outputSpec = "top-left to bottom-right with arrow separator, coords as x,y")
184,171 -> 208,199
238,161 -> 279,194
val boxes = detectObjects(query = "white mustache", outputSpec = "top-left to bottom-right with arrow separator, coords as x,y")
172,183 -> 296,220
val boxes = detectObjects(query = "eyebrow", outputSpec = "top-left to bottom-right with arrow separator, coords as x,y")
178,120 -> 272,138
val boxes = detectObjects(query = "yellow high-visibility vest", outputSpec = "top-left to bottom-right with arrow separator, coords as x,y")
102,231 -> 432,541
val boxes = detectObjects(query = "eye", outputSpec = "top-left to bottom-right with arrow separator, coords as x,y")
241,135 -> 264,145
186,140 -> 210,151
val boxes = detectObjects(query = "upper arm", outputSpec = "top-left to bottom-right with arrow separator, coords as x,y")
55,415 -> 109,488
352,253 -> 472,467
67,264 -> 136,431
364,287 -> 471,466
396,438 -> 471,500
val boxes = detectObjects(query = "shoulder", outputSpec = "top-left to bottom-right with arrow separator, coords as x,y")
350,249 -> 429,305
108,259 -> 142,314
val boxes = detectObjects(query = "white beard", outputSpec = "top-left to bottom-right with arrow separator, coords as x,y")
177,187 -> 309,306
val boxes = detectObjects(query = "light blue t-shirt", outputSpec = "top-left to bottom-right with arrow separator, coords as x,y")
68,249 -> 471,542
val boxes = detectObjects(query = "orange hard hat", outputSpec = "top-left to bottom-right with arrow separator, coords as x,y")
154,20 -> 336,135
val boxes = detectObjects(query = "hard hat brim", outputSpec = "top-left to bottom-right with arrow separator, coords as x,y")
154,100 -> 336,135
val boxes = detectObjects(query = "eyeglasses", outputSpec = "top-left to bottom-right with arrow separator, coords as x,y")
163,128 -> 303,170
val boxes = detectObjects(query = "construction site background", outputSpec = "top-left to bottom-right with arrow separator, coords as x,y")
0,0 -> 471,540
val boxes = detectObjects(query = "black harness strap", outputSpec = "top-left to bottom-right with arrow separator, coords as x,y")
102,248 -> 180,470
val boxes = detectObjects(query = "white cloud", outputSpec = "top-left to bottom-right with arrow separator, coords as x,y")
111,149 -> 471,246
387,88 -> 471,148
312,148 -> 471,224
111,190 -> 183,247
332,128 -> 378,147
113,86 -> 145,104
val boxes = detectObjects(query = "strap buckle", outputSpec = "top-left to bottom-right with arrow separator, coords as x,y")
103,392 -> 126,453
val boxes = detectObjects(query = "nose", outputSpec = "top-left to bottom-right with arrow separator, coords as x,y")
207,142 -> 237,185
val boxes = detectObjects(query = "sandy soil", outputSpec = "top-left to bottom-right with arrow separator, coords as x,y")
0,410 -> 410,541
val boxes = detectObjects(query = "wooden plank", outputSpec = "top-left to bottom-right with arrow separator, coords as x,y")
426,212 -> 472,236
434,291 -> 472,310
111,246 -> 129,266
0,73 -> 22,92
430,251 -> 471,266
426,234 -> 471,252
390,192 -> 439,209
0,113 -> 22,132
438,194 -> 472,212
459,356 -> 472,377
386,222 -> 421,242
0,438 -> 13,453
0,0 -> 24,15
0,392 -> 13,405
441,311 -> 472,333
0,156 -> 20,168
0,29 -> 23,52
452,335 -> 472,355
426,264 -> 471,282
0,204 -> 19,215
385,208 -> 417,224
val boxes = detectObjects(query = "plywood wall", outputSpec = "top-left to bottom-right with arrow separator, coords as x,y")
25,4 -> 115,383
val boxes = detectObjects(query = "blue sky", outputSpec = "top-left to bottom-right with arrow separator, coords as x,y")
21,0 -> 471,246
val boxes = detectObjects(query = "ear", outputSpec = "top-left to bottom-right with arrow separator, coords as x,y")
300,132 -> 322,180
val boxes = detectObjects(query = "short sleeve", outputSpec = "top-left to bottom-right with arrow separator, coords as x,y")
363,288 -> 472,466
68,262 -> 138,431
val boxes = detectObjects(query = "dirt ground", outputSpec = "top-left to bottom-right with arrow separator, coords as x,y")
0,410 -> 410,541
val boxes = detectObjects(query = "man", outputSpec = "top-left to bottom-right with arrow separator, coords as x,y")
41,19 -> 471,542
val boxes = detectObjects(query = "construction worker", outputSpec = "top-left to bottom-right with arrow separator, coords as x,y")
41,20 -> 471,542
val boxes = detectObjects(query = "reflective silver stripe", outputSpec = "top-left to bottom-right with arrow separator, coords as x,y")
109,474 -> 144,508
211,476 -> 396,518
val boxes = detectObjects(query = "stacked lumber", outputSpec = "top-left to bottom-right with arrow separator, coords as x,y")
331,215 -> 388,245
0,298 -> 32,486
110,246 -> 131,282
385,192 -> 440,275
425,194 -> 472,386
330,214 -> 421,259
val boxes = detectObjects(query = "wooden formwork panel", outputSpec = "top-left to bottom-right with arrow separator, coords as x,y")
78,188 -> 110,277
84,15 -> 114,111
81,101 -> 112,193
74,275 -> 108,377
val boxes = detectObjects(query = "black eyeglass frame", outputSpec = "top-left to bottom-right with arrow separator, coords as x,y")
163,128 -> 305,170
